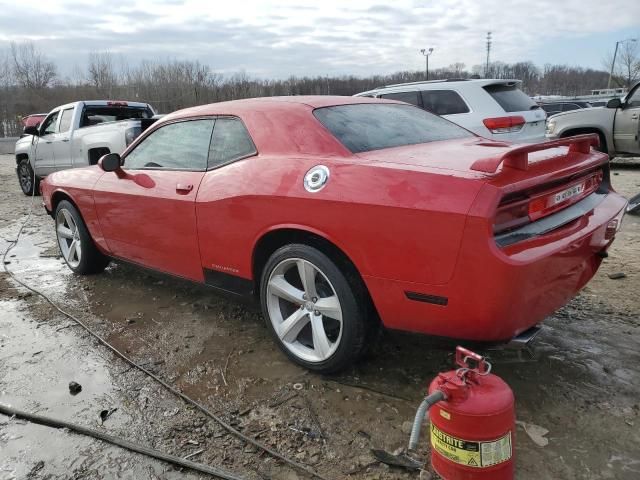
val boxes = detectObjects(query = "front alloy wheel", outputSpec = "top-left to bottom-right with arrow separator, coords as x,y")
17,159 -> 39,196
54,200 -> 110,275
261,244 -> 368,373
56,208 -> 82,269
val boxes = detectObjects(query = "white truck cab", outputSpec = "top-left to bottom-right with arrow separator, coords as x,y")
15,100 -> 156,195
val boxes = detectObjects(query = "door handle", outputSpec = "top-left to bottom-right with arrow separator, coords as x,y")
176,183 -> 194,194
45,141 -> 52,144
631,114 -> 639,120
61,138 -> 70,142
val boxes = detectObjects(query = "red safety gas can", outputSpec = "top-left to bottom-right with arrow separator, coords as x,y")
428,347 -> 515,480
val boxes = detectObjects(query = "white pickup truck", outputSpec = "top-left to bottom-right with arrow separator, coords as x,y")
15,100 -> 156,195
545,81 -> 640,158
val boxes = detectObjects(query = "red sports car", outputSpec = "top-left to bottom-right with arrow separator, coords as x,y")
40,96 -> 627,372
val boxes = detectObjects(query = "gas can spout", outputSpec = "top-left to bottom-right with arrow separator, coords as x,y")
408,389 -> 447,451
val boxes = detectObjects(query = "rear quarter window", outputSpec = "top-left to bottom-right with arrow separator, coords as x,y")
379,91 -> 421,107
421,90 -> 469,115
313,103 -> 473,154
483,84 -> 537,113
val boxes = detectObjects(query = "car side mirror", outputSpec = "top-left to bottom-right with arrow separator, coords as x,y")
98,153 -> 122,172
23,126 -> 39,136
606,98 -> 622,109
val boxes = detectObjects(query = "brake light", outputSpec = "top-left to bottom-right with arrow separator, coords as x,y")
483,116 -> 526,134
494,199 -> 530,234
107,101 -> 128,107
494,169 -> 604,235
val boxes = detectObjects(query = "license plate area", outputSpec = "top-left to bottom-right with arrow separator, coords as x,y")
551,182 -> 585,206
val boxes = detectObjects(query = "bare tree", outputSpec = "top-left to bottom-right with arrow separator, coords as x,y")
616,41 -> 640,88
10,41 -> 56,89
87,51 -> 118,96
604,42 -> 640,89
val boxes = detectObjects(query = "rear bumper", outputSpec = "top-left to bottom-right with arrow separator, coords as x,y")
364,191 -> 627,341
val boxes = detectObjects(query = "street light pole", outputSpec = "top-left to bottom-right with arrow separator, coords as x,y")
420,48 -> 434,80
608,38 -> 637,89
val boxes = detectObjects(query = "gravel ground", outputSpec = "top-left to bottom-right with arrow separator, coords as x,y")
0,154 -> 639,480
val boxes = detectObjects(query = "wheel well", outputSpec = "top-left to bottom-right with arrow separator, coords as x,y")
50,191 -> 78,216
16,153 -> 28,165
252,228 -> 378,316
88,147 -> 110,166
560,128 -> 607,153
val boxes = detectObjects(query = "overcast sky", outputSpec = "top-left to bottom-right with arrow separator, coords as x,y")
1,0 -> 639,79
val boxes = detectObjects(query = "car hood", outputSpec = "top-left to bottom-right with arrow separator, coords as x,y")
547,106 -> 614,123
15,135 -> 33,145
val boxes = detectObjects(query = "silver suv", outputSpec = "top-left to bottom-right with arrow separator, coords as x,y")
355,79 -> 546,143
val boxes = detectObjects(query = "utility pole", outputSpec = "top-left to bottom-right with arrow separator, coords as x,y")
608,38 -> 637,89
420,48 -> 434,80
485,32 -> 492,78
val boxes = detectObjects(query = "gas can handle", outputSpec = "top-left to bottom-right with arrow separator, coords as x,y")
455,346 -> 490,374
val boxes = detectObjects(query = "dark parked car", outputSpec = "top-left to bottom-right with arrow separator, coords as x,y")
540,101 -> 592,117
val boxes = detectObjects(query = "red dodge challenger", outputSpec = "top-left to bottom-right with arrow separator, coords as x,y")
40,96 -> 627,372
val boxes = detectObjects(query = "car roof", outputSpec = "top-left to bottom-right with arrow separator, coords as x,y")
152,96 -> 405,158
161,95 -> 394,121
356,79 -> 522,96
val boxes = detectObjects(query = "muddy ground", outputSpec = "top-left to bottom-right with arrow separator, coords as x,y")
0,153 -> 639,480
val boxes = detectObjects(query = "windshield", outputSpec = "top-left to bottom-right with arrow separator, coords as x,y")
313,103 -> 473,154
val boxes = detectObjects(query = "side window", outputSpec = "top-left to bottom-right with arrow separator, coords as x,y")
124,119 -> 214,171
380,91 -> 421,107
208,117 -> 257,169
40,111 -> 60,136
421,90 -> 470,115
562,103 -> 580,112
627,88 -> 640,108
59,108 -> 74,133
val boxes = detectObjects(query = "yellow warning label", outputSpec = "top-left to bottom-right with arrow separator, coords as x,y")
430,424 -> 512,468
439,410 -> 451,420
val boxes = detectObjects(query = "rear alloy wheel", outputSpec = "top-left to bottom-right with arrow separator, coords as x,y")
55,200 -> 110,275
17,159 -> 40,196
261,244 -> 368,373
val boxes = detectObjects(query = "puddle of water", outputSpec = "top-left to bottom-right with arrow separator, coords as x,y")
0,299 -> 197,479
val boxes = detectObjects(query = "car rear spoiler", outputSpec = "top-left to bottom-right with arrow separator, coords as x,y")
470,134 -> 600,174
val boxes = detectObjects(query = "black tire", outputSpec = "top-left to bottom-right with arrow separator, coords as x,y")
54,200 -> 110,275
16,158 -> 40,196
260,244 -> 369,373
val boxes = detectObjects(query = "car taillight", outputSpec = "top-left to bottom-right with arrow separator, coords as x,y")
483,116 -> 526,134
494,169 -> 604,235
107,101 -> 129,106
527,170 -> 603,221
494,198 -> 530,234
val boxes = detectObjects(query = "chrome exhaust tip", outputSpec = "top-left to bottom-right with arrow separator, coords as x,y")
486,325 -> 543,362
506,325 -> 543,349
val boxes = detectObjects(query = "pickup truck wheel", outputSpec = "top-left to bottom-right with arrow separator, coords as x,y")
260,244 -> 368,373
55,200 -> 110,275
17,159 -> 40,196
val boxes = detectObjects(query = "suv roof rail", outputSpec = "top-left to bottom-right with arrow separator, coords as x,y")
382,78 -> 471,88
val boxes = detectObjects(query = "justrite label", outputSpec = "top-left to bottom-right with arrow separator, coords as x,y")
430,424 -> 512,468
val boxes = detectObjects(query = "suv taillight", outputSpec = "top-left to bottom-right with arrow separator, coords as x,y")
483,116 -> 526,134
